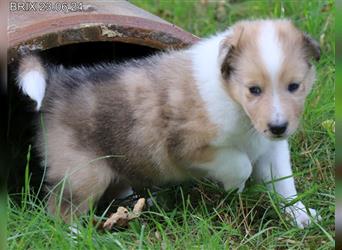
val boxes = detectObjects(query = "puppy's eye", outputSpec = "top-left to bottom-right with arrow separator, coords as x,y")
288,83 -> 300,93
249,86 -> 262,96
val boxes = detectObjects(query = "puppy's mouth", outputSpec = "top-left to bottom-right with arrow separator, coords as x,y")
262,129 -> 288,140
270,134 -> 288,140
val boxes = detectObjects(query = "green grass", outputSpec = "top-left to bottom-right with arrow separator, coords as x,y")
7,0 -> 335,249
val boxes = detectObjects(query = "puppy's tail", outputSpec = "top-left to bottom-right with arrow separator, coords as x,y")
17,55 -> 47,111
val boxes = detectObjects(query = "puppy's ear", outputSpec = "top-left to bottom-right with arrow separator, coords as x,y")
219,41 -> 236,79
302,33 -> 321,62
219,26 -> 244,79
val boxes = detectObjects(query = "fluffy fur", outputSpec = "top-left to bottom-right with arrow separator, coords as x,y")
18,19 -> 321,228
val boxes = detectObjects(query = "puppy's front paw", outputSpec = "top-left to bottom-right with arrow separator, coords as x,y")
285,202 -> 321,229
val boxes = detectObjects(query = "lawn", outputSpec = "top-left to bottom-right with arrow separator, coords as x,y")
7,0 -> 335,249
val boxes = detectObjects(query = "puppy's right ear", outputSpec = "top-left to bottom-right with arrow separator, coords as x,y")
219,40 -> 236,79
219,26 -> 244,79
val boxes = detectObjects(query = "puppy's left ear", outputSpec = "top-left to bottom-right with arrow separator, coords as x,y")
302,33 -> 321,62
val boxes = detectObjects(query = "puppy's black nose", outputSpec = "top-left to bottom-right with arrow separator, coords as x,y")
268,122 -> 288,136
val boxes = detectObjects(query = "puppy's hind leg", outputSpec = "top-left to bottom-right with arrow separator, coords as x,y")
46,156 -> 114,223
43,126 -> 114,222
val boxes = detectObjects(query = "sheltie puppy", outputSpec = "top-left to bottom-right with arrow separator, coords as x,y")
18,19 -> 321,228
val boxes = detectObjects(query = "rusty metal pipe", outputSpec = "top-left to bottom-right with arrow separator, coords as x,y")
8,0 -> 199,63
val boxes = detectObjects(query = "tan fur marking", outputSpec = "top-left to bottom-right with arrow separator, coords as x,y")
123,52 -> 218,180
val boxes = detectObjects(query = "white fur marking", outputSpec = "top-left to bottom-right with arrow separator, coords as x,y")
258,22 -> 284,82
19,70 -> 46,110
272,91 -> 285,124
189,30 -> 246,145
259,22 -> 285,124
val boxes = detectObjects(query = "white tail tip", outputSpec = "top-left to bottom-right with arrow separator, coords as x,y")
19,71 -> 46,110
18,55 -> 46,111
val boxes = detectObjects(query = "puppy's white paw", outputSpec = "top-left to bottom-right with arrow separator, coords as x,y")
223,180 -> 246,193
285,202 -> 321,229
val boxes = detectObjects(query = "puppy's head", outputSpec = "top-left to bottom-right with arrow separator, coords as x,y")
219,19 -> 320,140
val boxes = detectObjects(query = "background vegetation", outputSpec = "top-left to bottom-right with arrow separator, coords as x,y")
7,0 -> 335,249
